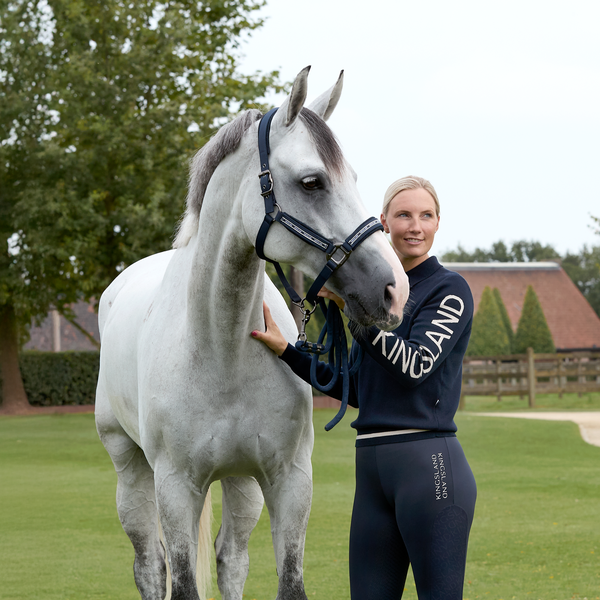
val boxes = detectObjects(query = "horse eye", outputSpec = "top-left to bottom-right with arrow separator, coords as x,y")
301,176 -> 321,191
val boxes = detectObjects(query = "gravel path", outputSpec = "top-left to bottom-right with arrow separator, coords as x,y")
473,412 -> 600,447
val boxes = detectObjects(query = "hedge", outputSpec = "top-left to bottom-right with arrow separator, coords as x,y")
0,351 -> 100,407
514,285 -> 555,354
493,287 -> 515,353
466,286 -> 511,356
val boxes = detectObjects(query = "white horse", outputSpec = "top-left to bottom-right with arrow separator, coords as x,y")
95,66 -> 409,600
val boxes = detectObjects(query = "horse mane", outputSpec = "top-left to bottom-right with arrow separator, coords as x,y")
298,108 -> 345,176
173,107 -> 345,249
173,109 -> 263,248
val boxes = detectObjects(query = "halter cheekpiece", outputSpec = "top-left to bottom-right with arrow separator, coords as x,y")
256,107 -> 384,430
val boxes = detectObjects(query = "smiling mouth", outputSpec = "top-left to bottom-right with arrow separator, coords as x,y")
405,238 -> 423,244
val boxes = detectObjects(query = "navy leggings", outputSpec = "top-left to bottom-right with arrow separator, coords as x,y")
349,436 -> 477,600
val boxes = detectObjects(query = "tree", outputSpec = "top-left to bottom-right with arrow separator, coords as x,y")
514,286 -> 555,354
492,287 -> 514,353
466,286 -> 511,356
441,240 -> 560,263
0,0 -> 280,412
561,245 -> 600,318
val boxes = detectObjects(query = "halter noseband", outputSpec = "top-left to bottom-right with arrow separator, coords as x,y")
256,107 -> 384,430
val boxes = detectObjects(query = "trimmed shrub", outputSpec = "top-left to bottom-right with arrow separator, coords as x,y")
0,351 -> 99,407
493,287 -> 515,353
514,286 -> 555,353
467,286 -> 511,356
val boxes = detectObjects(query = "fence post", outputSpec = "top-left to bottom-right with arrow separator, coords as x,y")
496,359 -> 502,401
51,309 -> 61,352
527,347 -> 536,408
557,357 -> 563,398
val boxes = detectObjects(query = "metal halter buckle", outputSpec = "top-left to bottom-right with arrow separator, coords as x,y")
326,244 -> 352,268
258,170 -> 274,197
294,299 -> 319,342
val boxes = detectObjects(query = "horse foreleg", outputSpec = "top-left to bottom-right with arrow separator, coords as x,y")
96,400 -> 167,600
215,476 -> 264,600
261,458 -> 313,600
154,466 -> 206,600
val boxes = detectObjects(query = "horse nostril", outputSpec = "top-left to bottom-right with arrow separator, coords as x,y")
384,285 -> 393,309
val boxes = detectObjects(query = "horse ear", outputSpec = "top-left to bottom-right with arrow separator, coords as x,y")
308,70 -> 344,121
272,66 -> 310,129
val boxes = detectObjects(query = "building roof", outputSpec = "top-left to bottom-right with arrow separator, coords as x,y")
443,261 -> 600,351
25,301 -> 100,352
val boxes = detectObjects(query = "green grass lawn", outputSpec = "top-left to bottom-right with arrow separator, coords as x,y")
1,408 -> 599,599
461,391 -> 600,412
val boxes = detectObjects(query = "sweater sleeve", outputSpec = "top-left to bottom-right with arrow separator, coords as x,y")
279,344 -> 359,408
361,276 -> 473,388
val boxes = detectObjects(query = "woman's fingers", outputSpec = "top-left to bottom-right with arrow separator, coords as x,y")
250,301 -> 288,356
317,286 -> 345,310
263,301 -> 275,326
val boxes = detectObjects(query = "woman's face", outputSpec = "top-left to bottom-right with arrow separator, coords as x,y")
380,187 -> 440,270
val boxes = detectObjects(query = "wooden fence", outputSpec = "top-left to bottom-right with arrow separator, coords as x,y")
460,349 -> 600,408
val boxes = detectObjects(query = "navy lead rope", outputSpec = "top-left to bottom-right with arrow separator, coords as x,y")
256,108 -> 384,430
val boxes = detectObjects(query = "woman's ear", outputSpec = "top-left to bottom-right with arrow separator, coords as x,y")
380,212 -> 390,234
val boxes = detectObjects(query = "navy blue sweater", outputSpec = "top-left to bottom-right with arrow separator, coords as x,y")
280,256 -> 473,446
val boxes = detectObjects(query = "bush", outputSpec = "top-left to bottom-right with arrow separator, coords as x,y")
514,285 -> 555,353
467,286 -> 511,356
493,287 -> 515,353
0,351 -> 99,407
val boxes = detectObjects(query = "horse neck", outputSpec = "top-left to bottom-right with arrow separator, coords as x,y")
186,158 -> 265,361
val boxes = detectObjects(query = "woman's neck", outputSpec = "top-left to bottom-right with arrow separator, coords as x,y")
400,252 -> 430,272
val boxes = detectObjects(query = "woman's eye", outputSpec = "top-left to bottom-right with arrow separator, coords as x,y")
301,176 -> 321,191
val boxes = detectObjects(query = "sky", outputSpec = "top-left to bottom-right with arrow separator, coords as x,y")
237,0 -> 600,257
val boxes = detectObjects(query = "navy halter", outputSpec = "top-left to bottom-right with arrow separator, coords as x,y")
256,107 -> 384,430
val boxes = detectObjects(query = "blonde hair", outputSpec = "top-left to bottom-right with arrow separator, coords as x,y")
382,176 -> 440,217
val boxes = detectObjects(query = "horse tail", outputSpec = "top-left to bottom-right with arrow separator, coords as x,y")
196,486 -> 214,600
160,486 -> 214,600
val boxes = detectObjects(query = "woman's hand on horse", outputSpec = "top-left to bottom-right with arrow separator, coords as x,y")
318,287 -> 345,310
251,302 -> 289,356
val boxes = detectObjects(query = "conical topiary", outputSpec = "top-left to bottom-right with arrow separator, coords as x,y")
466,286 -> 511,356
493,287 -> 515,353
514,285 -> 555,353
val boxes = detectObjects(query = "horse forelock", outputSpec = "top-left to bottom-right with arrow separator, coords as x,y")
173,109 -> 263,248
298,108 -> 345,177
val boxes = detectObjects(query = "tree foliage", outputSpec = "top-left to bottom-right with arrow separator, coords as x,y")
466,286 -> 511,356
441,240 -> 561,264
561,245 -> 600,319
514,285 -> 555,354
492,287 -> 514,353
1,0 -> 279,316
0,0 -> 280,409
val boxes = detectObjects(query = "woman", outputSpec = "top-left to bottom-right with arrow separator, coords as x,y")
252,176 -> 477,599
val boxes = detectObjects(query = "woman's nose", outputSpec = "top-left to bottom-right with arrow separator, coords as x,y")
407,219 -> 421,232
